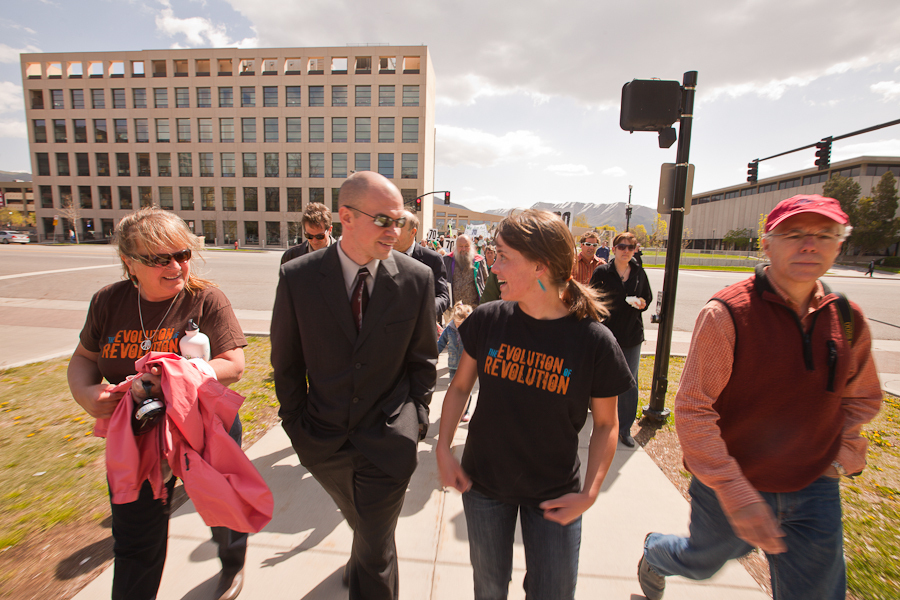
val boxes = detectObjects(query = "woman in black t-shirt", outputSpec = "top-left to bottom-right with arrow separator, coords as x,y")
436,210 -> 634,600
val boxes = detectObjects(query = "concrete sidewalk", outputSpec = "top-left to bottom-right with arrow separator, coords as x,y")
73,355 -> 768,600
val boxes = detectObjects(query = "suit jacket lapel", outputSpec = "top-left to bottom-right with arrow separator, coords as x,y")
356,254 -> 399,348
318,246 -> 358,343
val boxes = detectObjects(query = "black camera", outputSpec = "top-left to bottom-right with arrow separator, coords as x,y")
132,379 -> 165,435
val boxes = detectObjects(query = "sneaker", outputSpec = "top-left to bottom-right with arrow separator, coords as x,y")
638,554 -> 665,600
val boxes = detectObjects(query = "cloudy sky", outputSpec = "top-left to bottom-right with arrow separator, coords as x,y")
2,0 -> 900,212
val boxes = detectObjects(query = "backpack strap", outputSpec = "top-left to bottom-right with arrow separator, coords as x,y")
822,281 -> 855,346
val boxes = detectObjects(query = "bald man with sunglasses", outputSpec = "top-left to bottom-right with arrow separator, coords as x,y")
271,171 -> 437,600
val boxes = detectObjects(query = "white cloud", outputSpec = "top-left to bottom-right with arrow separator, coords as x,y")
155,1 -> 257,48
0,43 -> 42,64
0,82 -> 23,114
547,164 -> 593,177
0,120 -> 27,139
601,166 -> 627,178
871,81 -> 900,101
437,125 -> 556,168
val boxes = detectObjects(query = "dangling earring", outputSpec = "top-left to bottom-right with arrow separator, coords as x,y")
538,279 -> 547,292
130,274 -> 139,287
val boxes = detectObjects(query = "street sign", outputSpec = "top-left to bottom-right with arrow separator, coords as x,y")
657,163 -> 695,215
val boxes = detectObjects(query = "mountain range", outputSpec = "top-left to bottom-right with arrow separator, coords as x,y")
483,201 -> 658,231
0,171 -> 31,182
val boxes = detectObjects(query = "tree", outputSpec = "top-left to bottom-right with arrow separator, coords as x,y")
853,172 -> 900,255
572,214 -> 590,228
650,214 -> 668,248
756,213 -> 767,257
0,208 -> 27,228
723,227 -> 752,250
632,224 -> 649,247
822,175 -> 862,252
681,227 -> 694,251
56,199 -> 82,244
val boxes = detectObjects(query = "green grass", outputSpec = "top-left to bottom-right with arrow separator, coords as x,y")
643,264 -> 757,272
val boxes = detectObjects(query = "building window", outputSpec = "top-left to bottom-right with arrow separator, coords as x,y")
332,85 -> 348,107
91,89 -> 105,109
309,117 -> 324,143
402,117 -> 419,143
221,152 -> 235,177
196,59 -> 210,76
264,117 -> 278,143
778,178 -> 801,190
175,87 -> 190,108
53,119 -> 67,143
242,118 -> 256,143
219,87 -> 233,107
96,152 -> 110,176
286,117 -> 302,142
355,85 -> 371,107
218,58 -> 232,76
157,153 -> 171,177
379,56 -> 396,74
59,187 -> 73,212
198,118 -> 213,143
114,119 -> 128,143
199,152 -> 214,177
332,117 -> 347,143
309,86 -> 324,107
71,89 -> 85,109
402,85 -> 420,107
355,56 -> 372,73
33,120 -> 47,143
139,186 -> 153,208
243,187 -> 258,211
309,188 -> 324,206
70,119 -> 84,143
118,186 -> 132,210
287,152 -> 302,177
331,188 -> 340,212
265,187 -> 280,212
133,88 -> 147,109
378,117 -> 394,143
241,86 -> 255,107
201,186 -> 215,210
758,182 -> 777,193
240,59 -> 256,74
264,152 -> 279,177
378,153 -> 394,178
309,153 -> 325,178
135,118 -> 149,143
156,118 -> 170,143
159,186 -> 173,210
177,118 -> 191,142
263,86 -> 278,107
132,61 -> 145,77
263,59 -> 278,75
332,153 -> 347,178
286,86 -> 302,107
287,188 -> 302,212
137,153 -> 151,176
93,119 -> 107,143
115,153 -> 130,176
196,87 -> 211,108
99,186 -> 112,209
403,57 -> 421,74
36,153 -> 50,177
242,153 -> 257,177
56,153 -> 70,176
355,153 -> 370,172
355,117 -> 371,143
220,118 -> 235,143
154,88 -> 168,108
31,90 -> 45,109
222,187 -> 236,211
401,189 -> 418,210
308,57 -> 324,74
174,59 -> 188,77
378,85 -> 395,107
75,153 -> 90,176
802,172 -> 829,186
79,186 -> 93,209
180,187 -> 194,210
833,166 -> 861,178
112,89 -> 126,109
244,221 -> 259,245
331,57 -> 348,74
51,89 -> 64,109
740,187 -> 756,197
40,185 -> 53,209
178,152 -> 192,177
266,221 -> 281,245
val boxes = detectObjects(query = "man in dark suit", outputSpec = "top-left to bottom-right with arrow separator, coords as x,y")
280,202 -> 336,265
271,171 -> 437,600
394,211 -> 450,319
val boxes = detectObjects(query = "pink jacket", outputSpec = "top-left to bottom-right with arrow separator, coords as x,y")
96,352 -> 273,533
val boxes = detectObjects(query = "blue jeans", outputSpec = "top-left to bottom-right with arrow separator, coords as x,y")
462,489 -> 581,600
618,343 -> 642,437
644,476 -> 845,600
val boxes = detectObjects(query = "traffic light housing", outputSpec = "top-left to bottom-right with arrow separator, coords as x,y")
444,191 -> 451,205
415,196 -> 422,212
815,138 -> 832,171
747,161 -> 758,183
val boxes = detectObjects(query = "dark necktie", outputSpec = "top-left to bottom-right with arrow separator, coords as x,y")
351,267 -> 369,331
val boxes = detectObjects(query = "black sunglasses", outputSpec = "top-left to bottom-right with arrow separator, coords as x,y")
347,206 -> 407,228
130,249 -> 192,267
304,231 -> 327,240
615,243 -> 637,251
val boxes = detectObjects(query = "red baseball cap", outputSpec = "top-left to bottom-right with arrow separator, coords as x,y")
765,194 -> 848,233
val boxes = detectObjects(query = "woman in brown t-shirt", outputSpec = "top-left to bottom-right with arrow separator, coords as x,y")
67,208 -> 247,600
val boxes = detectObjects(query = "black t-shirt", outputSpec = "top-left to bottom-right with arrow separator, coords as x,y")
458,301 -> 634,505
80,280 -> 247,384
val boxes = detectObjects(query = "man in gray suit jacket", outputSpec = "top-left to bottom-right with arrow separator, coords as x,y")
271,172 -> 437,600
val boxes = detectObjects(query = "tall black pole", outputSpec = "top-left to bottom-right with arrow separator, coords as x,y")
625,184 -> 633,232
645,70 -> 697,423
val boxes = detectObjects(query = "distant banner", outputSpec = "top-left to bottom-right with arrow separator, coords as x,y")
465,224 -> 489,239
426,228 -> 439,241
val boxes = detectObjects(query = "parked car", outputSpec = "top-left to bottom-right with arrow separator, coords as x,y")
0,231 -> 30,244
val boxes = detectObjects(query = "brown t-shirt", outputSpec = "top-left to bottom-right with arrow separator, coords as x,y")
80,280 -> 247,384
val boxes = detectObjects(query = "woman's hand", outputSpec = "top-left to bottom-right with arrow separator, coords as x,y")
68,344 -> 125,419
77,383 -> 125,419
436,442 -> 472,493
130,365 -> 162,401
539,492 -> 594,526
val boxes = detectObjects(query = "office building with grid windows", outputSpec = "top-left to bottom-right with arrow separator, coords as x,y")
21,46 -> 435,246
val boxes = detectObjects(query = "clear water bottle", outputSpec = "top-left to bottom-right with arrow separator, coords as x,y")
179,319 -> 210,361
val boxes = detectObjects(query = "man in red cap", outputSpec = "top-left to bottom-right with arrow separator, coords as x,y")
638,195 -> 882,600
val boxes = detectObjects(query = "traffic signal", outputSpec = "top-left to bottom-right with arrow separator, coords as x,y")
815,138 -> 832,171
415,196 -> 422,212
747,161 -> 758,184
444,191 -> 451,205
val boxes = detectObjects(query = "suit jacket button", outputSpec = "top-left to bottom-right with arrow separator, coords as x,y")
355,363 -> 362,369
352,397 -> 359,403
